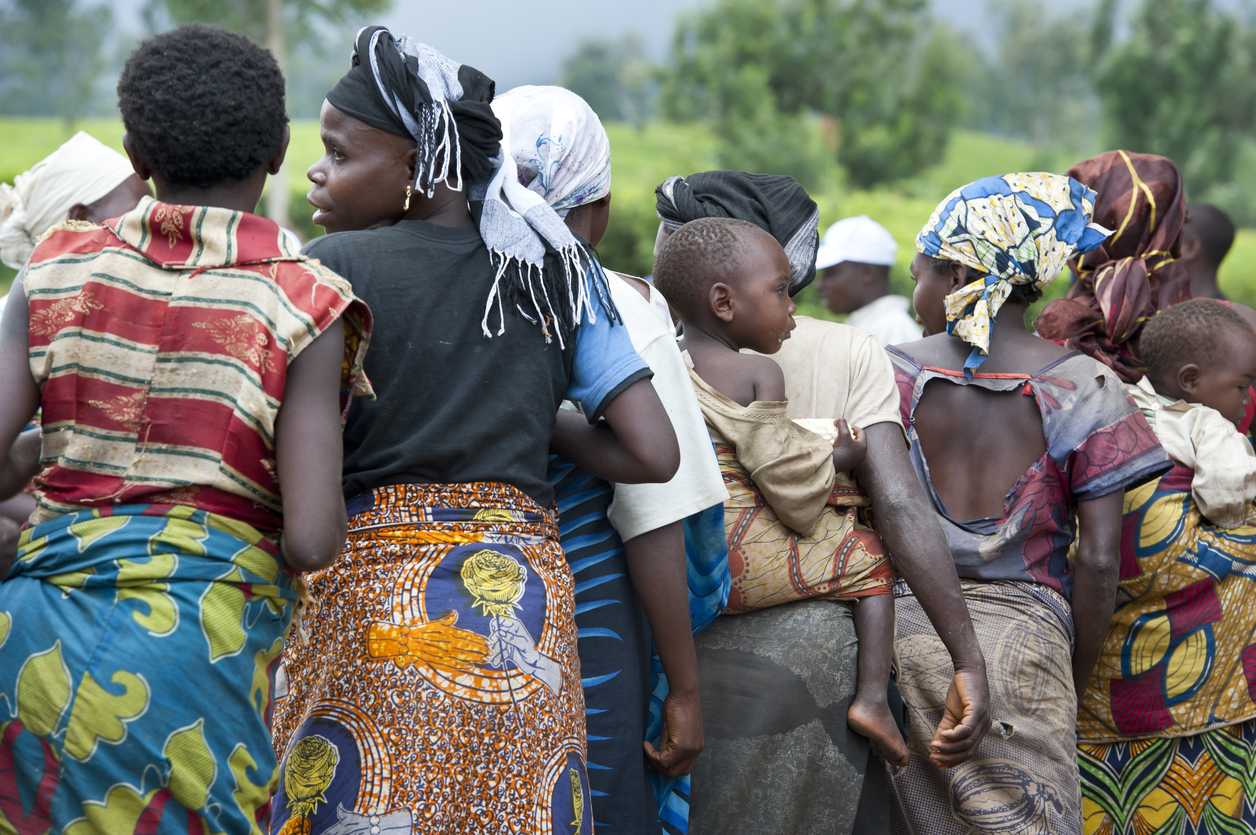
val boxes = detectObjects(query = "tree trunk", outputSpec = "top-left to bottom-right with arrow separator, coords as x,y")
264,0 -> 293,235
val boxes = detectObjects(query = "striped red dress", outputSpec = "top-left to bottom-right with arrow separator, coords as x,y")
24,196 -> 372,532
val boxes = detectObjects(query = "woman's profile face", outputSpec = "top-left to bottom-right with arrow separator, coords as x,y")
909,252 -> 951,337
306,101 -> 415,234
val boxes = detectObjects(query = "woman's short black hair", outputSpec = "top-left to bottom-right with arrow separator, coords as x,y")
117,23 -> 288,190
928,255 -> 1043,306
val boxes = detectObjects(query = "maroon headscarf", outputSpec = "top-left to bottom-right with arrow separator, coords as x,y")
1034,150 -> 1191,382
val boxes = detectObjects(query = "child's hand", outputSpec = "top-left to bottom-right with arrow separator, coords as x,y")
831,419 -> 867,473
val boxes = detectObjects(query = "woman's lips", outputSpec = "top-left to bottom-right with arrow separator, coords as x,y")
307,190 -> 331,225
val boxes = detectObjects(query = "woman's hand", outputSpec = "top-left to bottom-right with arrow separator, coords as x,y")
643,691 -> 704,777
929,666 -> 991,768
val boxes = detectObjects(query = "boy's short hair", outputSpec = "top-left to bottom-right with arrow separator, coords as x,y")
117,24 -> 288,190
1184,203 -> 1236,270
654,217 -> 770,318
1142,299 -> 1255,389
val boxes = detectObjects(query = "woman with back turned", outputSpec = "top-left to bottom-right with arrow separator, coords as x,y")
269,27 -> 680,835
0,24 -> 370,834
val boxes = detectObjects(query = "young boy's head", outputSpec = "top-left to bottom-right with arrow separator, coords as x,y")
117,24 -> 289,196
653,217 -> 796,354
1141,299 -> 1256,425
1181,203 -> 1236,274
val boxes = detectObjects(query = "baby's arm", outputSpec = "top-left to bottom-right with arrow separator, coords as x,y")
831,419 -> 867,472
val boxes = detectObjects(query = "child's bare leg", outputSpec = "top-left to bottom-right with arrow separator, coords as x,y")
847,592 -> 909,767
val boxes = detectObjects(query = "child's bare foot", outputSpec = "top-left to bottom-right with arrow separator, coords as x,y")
848,696 -> 909,768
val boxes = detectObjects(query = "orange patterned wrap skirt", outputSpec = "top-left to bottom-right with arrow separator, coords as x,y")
270,483 -> 591,835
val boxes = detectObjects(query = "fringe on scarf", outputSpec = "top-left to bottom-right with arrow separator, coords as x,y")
410,97 -> 463,197
480,243 -> 620,349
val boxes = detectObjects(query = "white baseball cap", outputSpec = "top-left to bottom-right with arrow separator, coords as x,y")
815,215 -> 897,270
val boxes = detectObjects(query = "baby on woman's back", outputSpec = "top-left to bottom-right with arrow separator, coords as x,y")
1135,298 -> 1256,528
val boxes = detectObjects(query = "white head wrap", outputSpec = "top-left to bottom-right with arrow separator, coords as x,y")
491,85 -> 612,219
0,132 -> 136,269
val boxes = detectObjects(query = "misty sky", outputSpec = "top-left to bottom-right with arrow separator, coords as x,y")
105,0 -> 1104,92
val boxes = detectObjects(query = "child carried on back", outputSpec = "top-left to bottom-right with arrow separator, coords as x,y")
653,216 -> 907,766
1135,298 -> 1256,528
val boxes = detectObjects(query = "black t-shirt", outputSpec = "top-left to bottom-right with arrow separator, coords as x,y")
305,220 -> 647,507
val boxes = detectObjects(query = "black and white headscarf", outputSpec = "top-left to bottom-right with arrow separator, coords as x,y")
655,171 -> 821,294
327,26 -> 617,346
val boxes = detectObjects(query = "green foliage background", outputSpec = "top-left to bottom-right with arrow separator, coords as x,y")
4,117 -> 1256,319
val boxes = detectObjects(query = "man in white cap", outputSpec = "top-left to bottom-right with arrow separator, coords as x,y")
815,215 -> 921,347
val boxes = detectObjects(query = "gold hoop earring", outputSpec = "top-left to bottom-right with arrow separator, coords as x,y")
403,185 -> 412,212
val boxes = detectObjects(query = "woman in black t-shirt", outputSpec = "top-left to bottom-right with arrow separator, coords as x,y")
269,27 -> 679,835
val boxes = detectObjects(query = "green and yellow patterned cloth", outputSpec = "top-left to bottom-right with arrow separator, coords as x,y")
0,504 -> 299,835
916,172 -> 1111,375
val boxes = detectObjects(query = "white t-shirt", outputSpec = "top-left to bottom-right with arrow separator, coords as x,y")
763,315 -> 905,433
605,272 -> 729,541
844,294 -> 921,349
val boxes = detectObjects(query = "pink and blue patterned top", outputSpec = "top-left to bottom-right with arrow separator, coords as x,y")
888,347 -> 1170,601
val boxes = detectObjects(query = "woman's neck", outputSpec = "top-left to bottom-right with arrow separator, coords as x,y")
988,302 -> 1034,346
404,181 -> 474,227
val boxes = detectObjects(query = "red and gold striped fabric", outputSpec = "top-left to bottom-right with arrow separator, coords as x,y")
24,196 -> 372,532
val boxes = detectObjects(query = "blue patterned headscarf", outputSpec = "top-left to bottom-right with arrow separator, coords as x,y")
917,172 -> 1111,375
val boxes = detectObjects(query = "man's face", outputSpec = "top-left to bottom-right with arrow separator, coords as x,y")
817,261 -> 866,315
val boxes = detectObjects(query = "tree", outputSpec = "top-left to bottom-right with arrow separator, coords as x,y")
558,35 -> 652,126
151,0 -> 391,228
1090,0 -> 1256,194
968,0 -> 1098,151
0,0 -> 113,128
661,0 -> 968,189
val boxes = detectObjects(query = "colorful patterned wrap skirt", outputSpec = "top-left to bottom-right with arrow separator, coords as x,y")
716,445 -> 893,613
1079,721 -> 1256,835
1076,468 -> 1256,835
0,504 -> 299,835
269,483 -> 590,835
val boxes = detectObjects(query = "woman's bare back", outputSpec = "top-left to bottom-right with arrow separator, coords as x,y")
897,330 -> 1071,522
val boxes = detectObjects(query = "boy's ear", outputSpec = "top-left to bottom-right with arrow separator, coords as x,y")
710,282 -> 735,323
1180,235 -> 1201,263
121,133 -> 152,182
266,125 -> 291,176
1178,362 -> 1201,397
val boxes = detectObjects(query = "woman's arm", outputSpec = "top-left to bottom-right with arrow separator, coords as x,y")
0,271 -> 42,500
623,521 -> 704,776
1071,491 -> 1123,698
274,318 -> 349,573
550,379 -> 680,485
858,422 -> 991,768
